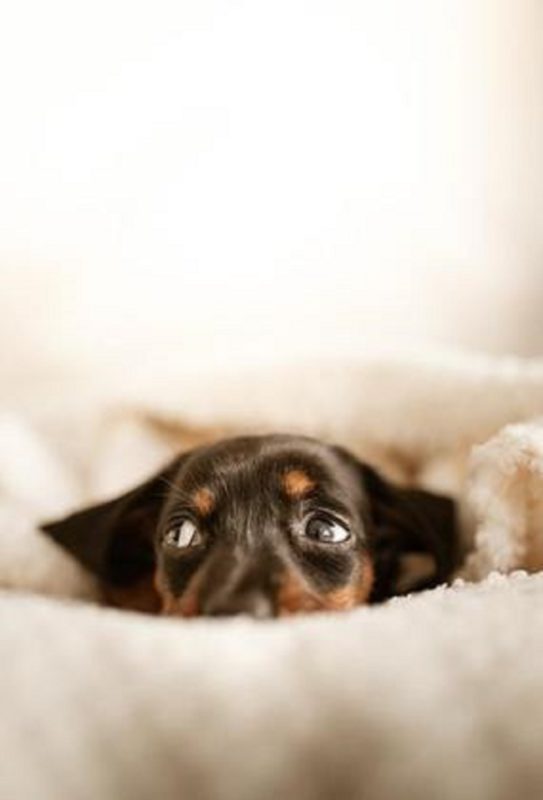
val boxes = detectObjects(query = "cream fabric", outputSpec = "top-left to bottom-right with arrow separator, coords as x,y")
2,353 -> 543,800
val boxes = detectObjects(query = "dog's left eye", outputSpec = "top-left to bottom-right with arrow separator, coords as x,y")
304,516 -> 350,544
164,520 -> 203,549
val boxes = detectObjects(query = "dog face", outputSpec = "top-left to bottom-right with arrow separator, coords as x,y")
42,435 -> 458,617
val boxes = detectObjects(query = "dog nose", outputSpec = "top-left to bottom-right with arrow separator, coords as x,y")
204,590 -> 274,619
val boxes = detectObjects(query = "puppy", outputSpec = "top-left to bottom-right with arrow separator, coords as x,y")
42,434 -> 458,618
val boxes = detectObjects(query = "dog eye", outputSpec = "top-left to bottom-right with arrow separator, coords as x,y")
164,520 -> 202,549
304,516 -> 350,544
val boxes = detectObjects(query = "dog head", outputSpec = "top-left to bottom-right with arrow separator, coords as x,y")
42,434 -> 458,617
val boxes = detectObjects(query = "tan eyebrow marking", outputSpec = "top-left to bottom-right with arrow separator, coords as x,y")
282,469 -> 316,499
192,487 -> 215,516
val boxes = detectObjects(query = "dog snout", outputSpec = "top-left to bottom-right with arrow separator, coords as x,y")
202,588 -> 274,619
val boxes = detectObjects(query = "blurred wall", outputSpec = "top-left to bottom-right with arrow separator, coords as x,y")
1,0 -> 542,388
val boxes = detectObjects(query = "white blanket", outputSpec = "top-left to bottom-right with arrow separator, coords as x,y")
2,352 -> 543,800
1,573 -> 542,800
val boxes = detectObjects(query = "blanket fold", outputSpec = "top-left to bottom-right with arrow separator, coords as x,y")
2,352 -> 543,800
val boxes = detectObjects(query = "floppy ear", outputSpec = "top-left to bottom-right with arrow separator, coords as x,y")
360,463 -> 459,601
41,463 -> 176,611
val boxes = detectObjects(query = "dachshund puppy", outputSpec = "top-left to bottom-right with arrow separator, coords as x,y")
42,434 -> 458,618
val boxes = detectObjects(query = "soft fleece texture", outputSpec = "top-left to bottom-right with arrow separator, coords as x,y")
2,352 -> 543,800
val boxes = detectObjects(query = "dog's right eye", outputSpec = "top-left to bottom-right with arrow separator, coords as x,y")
304,515 -> 351,544
163,520 -> 203,549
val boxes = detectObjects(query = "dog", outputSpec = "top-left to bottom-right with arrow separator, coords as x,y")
41,434 -> 458,617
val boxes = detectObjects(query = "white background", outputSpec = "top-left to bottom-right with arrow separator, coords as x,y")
1,0 -> 542,388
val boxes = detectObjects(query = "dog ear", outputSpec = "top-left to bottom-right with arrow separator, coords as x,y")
41,463 -> 177,609
359,463 -> 459,601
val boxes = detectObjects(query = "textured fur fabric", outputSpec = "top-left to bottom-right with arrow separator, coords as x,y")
1,573 -> 543,800
463,419 -> 543,576
2,353 -> 543,800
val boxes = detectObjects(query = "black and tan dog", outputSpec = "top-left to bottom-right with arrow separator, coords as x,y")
42,434 -> 458,618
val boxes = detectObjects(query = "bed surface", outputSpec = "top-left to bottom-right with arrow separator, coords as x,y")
2,353 -> 543,800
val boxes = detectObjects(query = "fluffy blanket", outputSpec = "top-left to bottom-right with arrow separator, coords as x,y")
2,352 -> 543,800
